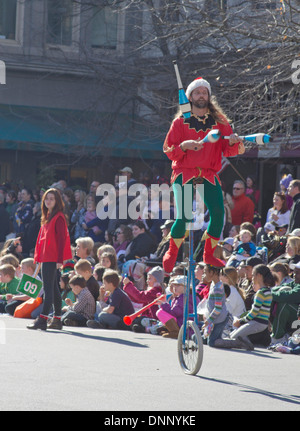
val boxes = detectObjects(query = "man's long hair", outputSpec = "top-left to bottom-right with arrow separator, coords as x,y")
208,95 -> 231,124
174,95 -> 231,124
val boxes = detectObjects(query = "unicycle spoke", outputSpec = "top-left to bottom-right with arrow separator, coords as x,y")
178,320 -> 203,375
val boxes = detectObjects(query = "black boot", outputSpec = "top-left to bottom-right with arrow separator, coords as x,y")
47,317 -> 63,330
27,316 -> 47,331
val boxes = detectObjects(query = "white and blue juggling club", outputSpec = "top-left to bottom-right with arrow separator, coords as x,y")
173,60 -> 191,119
222,133 -> 272,146
201,129 -> 221,143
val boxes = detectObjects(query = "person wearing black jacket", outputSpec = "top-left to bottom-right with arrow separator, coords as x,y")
287,180 -> 300,233
0,194 -> 10,243
125,221 -> 157,261
145,220 -> 182,267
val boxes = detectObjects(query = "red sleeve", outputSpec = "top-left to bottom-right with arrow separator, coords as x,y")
219,122 -> 240,157
55,216 -> 66,264
123,281 -> 162,306
163,118 -> 186,162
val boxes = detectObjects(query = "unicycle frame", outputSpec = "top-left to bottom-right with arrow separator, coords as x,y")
182,227 -> 199,338
177,226 -> 203,375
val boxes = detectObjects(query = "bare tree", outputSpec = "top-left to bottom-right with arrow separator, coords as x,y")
5,0 -> 299,162
124,0 -> 300,143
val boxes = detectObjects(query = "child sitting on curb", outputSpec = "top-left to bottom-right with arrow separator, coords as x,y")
87,269 -> 134,330
156,275 -> 193,339
6,258 -> 44,317
0,264 -> 20,313
60,272 -> 76,310
61,275 -> 96,327
123,266 -> 165,333
75,259 -> 100,302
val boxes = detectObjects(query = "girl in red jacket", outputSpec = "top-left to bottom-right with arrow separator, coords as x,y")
27,188 -> 72,331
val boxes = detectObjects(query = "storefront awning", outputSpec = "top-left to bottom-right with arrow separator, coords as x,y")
0,104 -> 164,159
0,104 -> 298,160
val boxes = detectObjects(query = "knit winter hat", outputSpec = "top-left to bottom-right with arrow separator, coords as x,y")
148,266 -> 164,285
280,174 -> 293,189
186,77 -> 211,99
62,260 -> 75,274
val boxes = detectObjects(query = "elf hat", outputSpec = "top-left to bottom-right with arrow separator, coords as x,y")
186,77 -> 211,99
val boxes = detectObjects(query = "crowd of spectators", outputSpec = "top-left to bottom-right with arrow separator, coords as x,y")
0,167 -> 300,354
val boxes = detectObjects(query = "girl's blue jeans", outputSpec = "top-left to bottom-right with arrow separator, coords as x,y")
207,313 -> 230,347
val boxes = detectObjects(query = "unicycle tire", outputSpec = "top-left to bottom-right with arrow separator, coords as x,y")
177,320 -> 203,375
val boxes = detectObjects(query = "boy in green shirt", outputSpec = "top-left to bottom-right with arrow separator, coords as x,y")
0,264 -> 20,313
271,263 -> 300,343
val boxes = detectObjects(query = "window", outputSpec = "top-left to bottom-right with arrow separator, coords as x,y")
0,0 -> 17,40
91,4 -> 118,49
160,0 -> 181,22
252,1 -> 277,10
182,0 -> 226,21
47,0 -> 74,46
0,162 -> 11,184
206,0 -> 227,12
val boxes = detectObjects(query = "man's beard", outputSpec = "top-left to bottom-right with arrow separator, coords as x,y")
192,99 -> 209,109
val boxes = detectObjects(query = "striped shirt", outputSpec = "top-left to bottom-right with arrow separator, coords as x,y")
240,287 -> 272,324
206,281 -> 228,325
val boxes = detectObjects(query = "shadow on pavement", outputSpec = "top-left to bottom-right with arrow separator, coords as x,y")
197,375 -> 300,407
46,328 -> 149,348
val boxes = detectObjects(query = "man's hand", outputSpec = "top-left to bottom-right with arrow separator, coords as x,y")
180,138 -> 204,152
238,141 -> 245,154
229,133 -> 241,146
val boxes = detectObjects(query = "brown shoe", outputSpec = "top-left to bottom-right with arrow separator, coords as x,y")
161,318 -> 179,339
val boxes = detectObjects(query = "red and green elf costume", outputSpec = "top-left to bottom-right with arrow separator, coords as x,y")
162,80 -> 240,272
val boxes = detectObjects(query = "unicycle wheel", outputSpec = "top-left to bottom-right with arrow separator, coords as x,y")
177,320 -> 203,375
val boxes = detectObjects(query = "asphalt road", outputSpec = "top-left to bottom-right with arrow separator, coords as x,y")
0,315 -> 299,413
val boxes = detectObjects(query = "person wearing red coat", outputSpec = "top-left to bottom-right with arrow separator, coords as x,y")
162,76 -> 245,271
122,266 -> 164,333
231,180 -> 255,225
27,188 -> 72,331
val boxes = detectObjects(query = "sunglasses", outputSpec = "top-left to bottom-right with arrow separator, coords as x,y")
233,187 -> 243,190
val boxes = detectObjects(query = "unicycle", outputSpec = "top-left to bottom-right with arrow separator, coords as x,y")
177,227 -> 203,375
